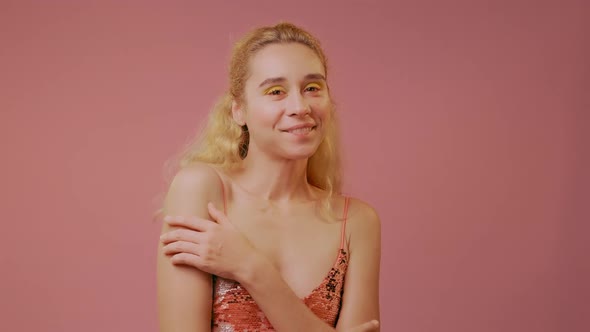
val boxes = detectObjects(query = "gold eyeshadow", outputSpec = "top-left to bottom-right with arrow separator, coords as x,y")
263,86 -> 285,95
305,82 -> 323,90
263,82 -> 324,95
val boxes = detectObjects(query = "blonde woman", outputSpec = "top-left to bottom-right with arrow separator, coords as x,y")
157,22 -> 381,332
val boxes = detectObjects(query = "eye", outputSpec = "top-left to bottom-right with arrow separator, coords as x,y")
304,83 -> 322,92
265,86 -> 285,96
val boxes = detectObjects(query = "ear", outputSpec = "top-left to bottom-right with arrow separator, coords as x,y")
231,100 -> 246,126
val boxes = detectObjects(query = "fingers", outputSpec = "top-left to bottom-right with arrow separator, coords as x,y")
162,240 -> 201,256
160,227 -> 205,245
164,215 -> 213,231
170,252 -> 204,269
207,202 -> 230,225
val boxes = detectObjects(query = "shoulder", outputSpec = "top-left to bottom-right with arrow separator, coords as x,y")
170,162 -> 223,188
343,197 -> 381,249
346,197 -> 379,223
163,162 -> 225,216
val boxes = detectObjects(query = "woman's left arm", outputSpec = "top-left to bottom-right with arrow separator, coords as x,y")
335,199 -> 382,331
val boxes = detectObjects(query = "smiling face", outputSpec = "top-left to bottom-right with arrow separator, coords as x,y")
232,42 -> 333,161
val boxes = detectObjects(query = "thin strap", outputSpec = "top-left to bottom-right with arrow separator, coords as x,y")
339,196 -> 350,250
211,168 -> 227,215
220,177 -> 227,215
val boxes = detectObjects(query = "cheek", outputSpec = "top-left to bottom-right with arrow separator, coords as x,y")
311,98 -> 332,122
244,102 -> 282,129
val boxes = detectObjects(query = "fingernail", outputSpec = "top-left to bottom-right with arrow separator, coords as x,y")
163,215 -> 172,222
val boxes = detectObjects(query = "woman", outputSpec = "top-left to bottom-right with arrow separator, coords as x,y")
156,22 -> 381,331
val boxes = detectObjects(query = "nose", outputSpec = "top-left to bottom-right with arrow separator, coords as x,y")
285,91 -> 311,116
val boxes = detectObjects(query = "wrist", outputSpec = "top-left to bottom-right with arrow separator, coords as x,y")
237,250 -> 270,287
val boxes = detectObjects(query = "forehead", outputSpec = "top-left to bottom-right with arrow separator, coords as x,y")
247,43 -> 325,83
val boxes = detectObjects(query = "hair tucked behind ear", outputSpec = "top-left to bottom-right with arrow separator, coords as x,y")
153,22 -> 343,221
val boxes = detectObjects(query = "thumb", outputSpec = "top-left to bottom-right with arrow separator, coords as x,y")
348,320 -> 379,332
207,202 -> 229,225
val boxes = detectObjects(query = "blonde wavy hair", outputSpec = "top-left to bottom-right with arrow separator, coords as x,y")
154,22 -> 343,220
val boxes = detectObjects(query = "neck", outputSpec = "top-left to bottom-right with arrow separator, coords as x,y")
234,150 -> 316,202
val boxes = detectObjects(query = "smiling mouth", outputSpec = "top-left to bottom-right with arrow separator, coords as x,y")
283,126 -> 317,134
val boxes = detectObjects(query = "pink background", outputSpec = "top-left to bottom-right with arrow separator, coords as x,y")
1,1 -> 588,331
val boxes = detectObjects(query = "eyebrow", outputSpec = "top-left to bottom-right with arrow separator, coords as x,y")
258,73 -> 326,88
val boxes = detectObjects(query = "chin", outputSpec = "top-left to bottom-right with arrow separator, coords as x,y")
282,146 -> 319,160
290,153 -> 315,161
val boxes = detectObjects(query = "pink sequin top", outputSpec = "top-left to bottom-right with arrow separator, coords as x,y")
211,189 -> 350,331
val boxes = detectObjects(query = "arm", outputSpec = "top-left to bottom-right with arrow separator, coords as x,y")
237,198 -> 381,332
335,200 -> 381,330
239,258 -> 335,331
156,164 -> 224,332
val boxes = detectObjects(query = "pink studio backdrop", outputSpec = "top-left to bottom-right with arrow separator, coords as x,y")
1,1 -> 588,332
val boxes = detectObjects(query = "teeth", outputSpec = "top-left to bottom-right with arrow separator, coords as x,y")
288,127 -> 313,134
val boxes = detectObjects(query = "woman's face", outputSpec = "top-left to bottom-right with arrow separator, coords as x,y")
235,43 -> 332,161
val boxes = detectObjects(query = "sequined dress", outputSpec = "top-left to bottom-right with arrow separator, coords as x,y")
211,190 -> 351,331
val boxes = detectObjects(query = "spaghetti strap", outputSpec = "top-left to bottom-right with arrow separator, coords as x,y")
220,178 -> 227,215
339,196 -> 350,251
211,167 -> 227,215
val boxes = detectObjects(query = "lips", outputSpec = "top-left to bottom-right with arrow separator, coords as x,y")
281,124 -> 317,133
287,126 -> 314,134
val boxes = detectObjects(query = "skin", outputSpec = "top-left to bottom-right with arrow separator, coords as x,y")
157,43 -> 381,332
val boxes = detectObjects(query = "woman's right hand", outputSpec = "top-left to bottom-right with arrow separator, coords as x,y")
344,320 -> 380,332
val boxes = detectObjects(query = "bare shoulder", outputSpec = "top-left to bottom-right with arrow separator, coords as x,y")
163,162 -> 225,217
343,197 -> 381,249
170,162 -> 223,188
346,197 -> 380,223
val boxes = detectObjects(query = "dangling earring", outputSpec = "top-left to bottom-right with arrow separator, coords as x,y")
239,124 -> 249,159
